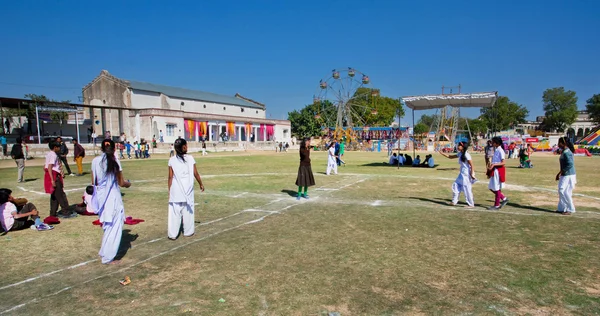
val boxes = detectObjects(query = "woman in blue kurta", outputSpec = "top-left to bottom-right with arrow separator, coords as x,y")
91,139 -> 131,264
556,137 -> 577,215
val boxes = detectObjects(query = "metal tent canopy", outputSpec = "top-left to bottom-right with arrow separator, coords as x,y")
401,91 -> 498,160
403,92 -> 498,110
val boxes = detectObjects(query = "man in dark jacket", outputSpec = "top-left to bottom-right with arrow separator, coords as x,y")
56,137 -> 73,176
73,139 -> 85,176
10,138 -> 25,182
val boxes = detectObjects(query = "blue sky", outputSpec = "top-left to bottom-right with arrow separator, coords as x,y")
1,0 -> 599,122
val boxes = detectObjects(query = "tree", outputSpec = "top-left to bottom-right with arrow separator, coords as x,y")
466,118 -> 487,138
586,94 -> 600,124
350,88 -> 403,127
479,96 -> 529,133
541,87 -> 578,132
413,123 -> 428,135
288,100 -> 335,138
418,114 -> 437,130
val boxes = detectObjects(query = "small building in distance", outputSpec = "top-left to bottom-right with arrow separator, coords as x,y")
82,70 -> 290,144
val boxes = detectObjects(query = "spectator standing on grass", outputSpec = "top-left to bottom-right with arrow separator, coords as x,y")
0,135 -> 7,159
202,141 -> 207,156
0,189 -> 52,231
484,140 -> 494,168
56,137 -> 73,176
44,141 -> 75,219
169,144 -> 174,157
487,137 -> 508,210
11,138 -> 25,183
556,137 -> 577,215
168,139 -> 204,239
91,139 -> 131,264
125,141 -> 133,159
439,142 -> 476,208
159,130 -> 164,143
326,140 -> 338,175
92,131 -> 97,146
295,138 -> 315,200
73,139 -> 85,176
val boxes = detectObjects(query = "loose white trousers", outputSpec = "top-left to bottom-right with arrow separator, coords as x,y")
452,181 -> 474,207
558,175 -> 577,213
99,211 -> 124,264
168,202 -> 195,238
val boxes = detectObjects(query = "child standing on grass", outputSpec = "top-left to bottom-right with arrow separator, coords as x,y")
439,142 -> 476,208
326,139 -> 338,175
168,139 -> 204,240
487,137 -> 508,210
91,139 -> 131,264
556,136 -> 577,215
295,138 -> 315,200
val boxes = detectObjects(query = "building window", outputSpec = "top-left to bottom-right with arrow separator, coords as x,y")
256,110 -> 258,114
203,104 -> 206,108
223,107 -> 226,110
241,108 -> 244,112
166,124 -> 176,137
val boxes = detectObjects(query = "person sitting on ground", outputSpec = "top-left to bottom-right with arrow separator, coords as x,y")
397,153 -> 405,166
427,154 -> 435,168
413,155 -> 421,166
420,154 -> 430,167
388,153 -> 398,165
73,185 -> 97,215
0,189 -> 53,232
404,154 -> 413,166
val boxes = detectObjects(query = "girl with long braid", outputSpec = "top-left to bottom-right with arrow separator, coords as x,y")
487,136 -> 508,210
556,137 -> 577,215
168,139 -> 204,239
439,142 -> 476,208
91,139 -> 131,264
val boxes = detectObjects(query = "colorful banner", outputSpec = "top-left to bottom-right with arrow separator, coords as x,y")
184,119 -> 196,141
226,122 -> 236,136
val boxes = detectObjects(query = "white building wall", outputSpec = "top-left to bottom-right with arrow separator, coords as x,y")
131,90 -> 161,109
130,90 -> 267,119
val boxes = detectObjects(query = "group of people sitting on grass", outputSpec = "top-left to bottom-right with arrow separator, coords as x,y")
388,153 -> 435,167
0,185 -> 97,233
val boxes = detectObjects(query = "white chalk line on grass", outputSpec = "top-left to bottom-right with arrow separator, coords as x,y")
0,174 -> 369,314
0,193 -> 311,315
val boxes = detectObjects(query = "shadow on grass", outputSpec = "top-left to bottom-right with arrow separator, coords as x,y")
115,229 -> 139,260
409,197 -> 488,209
436,168 -> 458,171
281,189 -> 297,197
361,162 -> 439,168
24,178 -> 39,182
506,202 -> 556,214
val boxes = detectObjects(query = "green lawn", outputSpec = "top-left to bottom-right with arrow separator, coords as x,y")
0,150 -> 599,315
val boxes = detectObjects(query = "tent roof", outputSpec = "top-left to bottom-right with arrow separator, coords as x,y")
402,92 -> 498,110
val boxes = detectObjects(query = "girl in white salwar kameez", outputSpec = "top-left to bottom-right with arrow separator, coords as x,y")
326,140 -> 338,175
91,139 -> 131,264
168,139 -> 204,240
556,137 -> 577,215
439,142 -> 476,208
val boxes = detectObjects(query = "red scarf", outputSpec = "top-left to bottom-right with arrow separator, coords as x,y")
486,165 -> 506,182
44,169 -> 63,194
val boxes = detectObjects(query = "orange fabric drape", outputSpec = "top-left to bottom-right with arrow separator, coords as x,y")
227,122 -> 236,136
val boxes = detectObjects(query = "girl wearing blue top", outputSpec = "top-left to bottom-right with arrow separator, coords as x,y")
556,137 -> 577,215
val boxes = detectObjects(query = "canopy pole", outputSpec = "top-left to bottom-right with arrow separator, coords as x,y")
35,105 -> 41,144
412,108 -> 415,159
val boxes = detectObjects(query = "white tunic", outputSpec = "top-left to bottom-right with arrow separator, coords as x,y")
456,152 -> 472,185
488,146 -> 505,191
169,154 -> 197,205
327,147 -> 336,166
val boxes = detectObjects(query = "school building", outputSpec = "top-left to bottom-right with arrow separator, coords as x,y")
82,70 -> 291,145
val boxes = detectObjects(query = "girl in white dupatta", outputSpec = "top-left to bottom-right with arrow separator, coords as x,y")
91,139 -> 131,264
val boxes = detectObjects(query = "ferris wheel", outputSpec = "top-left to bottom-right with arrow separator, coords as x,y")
313,68 -> 378,129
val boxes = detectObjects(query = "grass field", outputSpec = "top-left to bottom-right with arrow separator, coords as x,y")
0,149 -> 599,315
